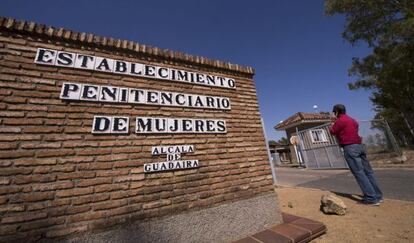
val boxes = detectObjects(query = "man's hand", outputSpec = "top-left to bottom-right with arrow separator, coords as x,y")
330,113 -> 337,123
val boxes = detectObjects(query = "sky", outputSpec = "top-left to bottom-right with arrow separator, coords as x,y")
0,0 -> 375,141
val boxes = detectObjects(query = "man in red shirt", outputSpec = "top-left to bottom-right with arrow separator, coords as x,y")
330,104 -> 383,206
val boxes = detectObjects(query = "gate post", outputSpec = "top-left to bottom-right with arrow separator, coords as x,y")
262,118 -> 277,184
384,119 -> 402,156
295,127 -> 307,168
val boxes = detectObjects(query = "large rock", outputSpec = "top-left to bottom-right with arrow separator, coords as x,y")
320,194 -> 347,215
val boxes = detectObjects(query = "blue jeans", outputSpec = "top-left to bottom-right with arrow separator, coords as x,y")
343,144 -> 383,203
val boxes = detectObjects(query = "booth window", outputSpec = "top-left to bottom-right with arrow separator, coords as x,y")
310,129 -> 328,143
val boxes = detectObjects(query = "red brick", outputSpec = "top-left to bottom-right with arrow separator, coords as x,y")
105,204 -> 142,217
20,218 -> 65,231
26,202 -> 48,211
67,211 -> 106,223
59,156 -> 94,164
32,166 -> 51,174
12,90 -> 52,98
28,98 -> 62,105
0,167 -> 32,176
20,142 -> 61,149
62,141 -> 99,148
0,134 -> 41,141
0,127 -> 22,133
130,195 -> 145,204
0,177 -> 10,185
57,171 -> 96,180
0,150 -> 34,159
2,118 -> 44,125
14,158 -> 57,166
49,205 -> 91,216
17,76 -> 56,85
111,189 -> 140,200
8,104 -> 48,111
96,170 -> 129,177
44,119 -> 65,125
44,134 -> 82,141
89,217 -> 127,230
1,212 -> 47,224
49,198 -> 71,207
65,120 -> 83,126
0,160 -> 12,167
10,191 -> 54,202
78,163 -> 113,171
77,177 -> 112,187
64,126 -> 90,133
48,106 -> 86,113
14,175 -> 56,184
0,111 -> 25,117
56,187 -> 93,198
45,225 -> 88,238
113,160 -> 142,168
72,194 -> 110,206
32,181 -> 74,191
130,168 -> 144,174
96,154 -> 129,162
77,149 -> 111,156
51,165 -> 76,172
1,68 -> 40,78
47,113 -> 66,119
99,140 -> 131,147
93,199 -> 128,211
0,90 -> 12,95
23,126 -> 63,133
143,199 -> 171,209
36,149 -> 75,158
2,96 -> 27,104
22,111 -> 52,118
94,183 -> 129,193
0,225 -> 18,236
130,181 -> 145,189
0,205 -> 25,213
0,196 -> 8,204
0,142 -> 18,150
111,147 -> 136,154
114,174 -> 145,183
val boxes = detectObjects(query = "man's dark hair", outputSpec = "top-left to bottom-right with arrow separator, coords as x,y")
332,104 -> 346,115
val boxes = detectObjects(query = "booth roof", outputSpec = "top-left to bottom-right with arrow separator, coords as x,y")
275,112 -> 331,130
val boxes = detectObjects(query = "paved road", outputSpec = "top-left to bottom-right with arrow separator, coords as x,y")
275,167 -> 414,202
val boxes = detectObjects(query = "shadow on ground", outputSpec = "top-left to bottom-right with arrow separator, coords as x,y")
294,170 -> 414,202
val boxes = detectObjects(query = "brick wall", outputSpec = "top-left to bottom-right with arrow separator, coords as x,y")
0,18 -> 274,241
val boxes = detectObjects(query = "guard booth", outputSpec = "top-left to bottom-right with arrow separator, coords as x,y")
295,123 -> 348,169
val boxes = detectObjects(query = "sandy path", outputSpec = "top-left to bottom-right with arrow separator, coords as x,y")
275,186 -> 414,243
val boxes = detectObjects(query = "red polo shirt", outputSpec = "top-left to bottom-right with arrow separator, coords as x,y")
329,114 -> 362,145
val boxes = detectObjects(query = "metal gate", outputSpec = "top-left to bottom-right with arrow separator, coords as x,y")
295,120 -> 401,169
296,123 -> 347,169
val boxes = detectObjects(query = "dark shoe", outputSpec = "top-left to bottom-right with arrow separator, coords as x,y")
358,200 -> 380,206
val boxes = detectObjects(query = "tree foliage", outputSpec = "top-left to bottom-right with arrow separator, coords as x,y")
277,137 -> 289,145
268,137 -> 289,146
325,0 -> 414,145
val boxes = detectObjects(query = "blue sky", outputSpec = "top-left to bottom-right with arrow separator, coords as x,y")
1,0 -> 375,141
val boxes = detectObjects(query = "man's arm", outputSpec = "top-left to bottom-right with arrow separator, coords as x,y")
329,120 -> 342,135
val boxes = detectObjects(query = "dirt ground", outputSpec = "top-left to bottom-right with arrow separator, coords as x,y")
275,186 -> 414,243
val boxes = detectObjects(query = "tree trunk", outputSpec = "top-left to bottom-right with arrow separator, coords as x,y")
400,110 -> 414,138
